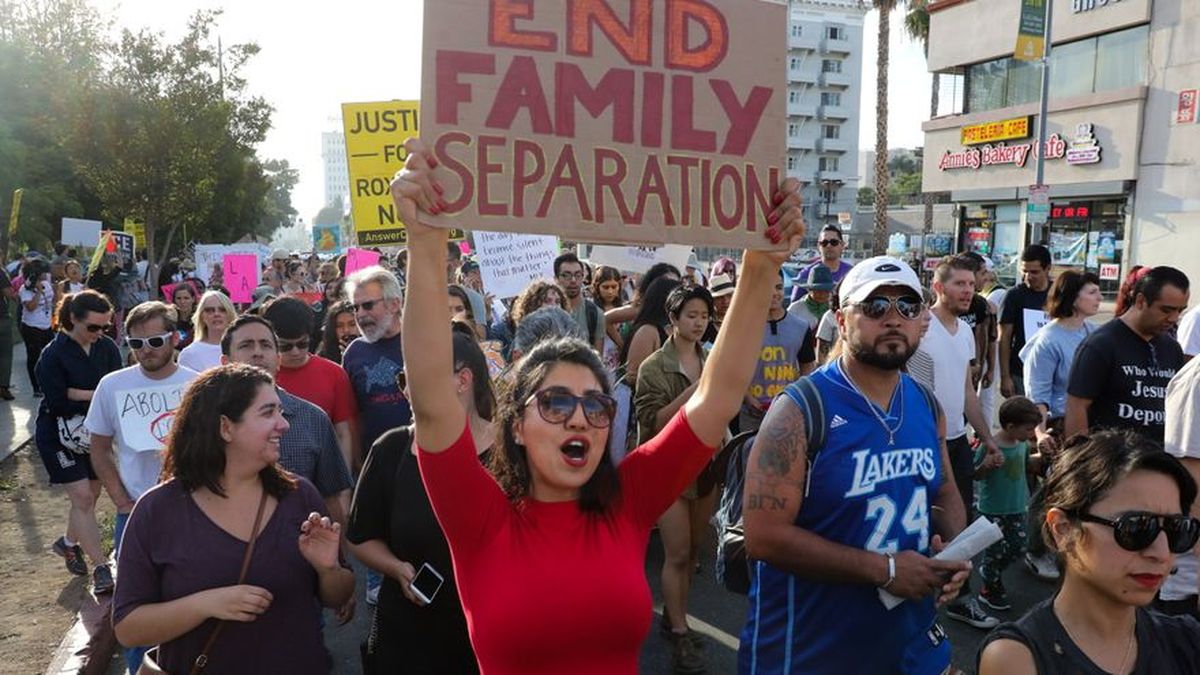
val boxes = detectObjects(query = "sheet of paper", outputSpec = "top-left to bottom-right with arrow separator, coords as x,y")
879,516 -> 1004,610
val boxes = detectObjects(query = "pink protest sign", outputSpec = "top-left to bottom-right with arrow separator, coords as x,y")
345,247 -> 382,276
222,254 -> 260,303
160,283 -> 177,301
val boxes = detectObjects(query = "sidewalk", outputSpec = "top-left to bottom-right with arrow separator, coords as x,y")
1,345 -> 39,463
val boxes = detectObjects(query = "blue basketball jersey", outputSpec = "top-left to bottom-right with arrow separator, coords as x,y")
738,362 -> 950,675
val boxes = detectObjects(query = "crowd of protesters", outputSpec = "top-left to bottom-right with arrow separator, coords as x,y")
8,141 -> 1200,674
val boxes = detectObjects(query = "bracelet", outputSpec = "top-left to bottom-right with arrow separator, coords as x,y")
880,552 -> 896,590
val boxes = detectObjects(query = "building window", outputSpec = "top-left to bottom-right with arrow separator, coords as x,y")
823,124 -> 840,139
1096,25 -> 1148,91
819,157 -> 840,172
787,155 -> 798,170
791,24 -> 803,38
821,92 -> 841,106
788,123 -> 798,136
822,59 -> 842,73
966,24 -> 1148,113
789,90 -> 800,104
790,57 -> 799,70
827,26 -> 844,41
1048,37 -> 1095,98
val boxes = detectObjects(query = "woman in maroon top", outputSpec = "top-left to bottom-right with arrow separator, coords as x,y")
391,138 -> 805,675
113,364 -> 354,674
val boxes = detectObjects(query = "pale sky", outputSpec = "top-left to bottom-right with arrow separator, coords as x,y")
96,0 -> 931,229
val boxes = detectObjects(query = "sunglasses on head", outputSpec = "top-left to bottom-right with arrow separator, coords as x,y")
853,295 -> 924,320
277,337 -> 310,353
85,323 -> 110,333
351,298 -> 385,313
1076,511 -> 1200,554
524,387 -> 616,429
126,332 -> 173,350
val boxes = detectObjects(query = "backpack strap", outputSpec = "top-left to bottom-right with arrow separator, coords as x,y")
780,375 -> 828,497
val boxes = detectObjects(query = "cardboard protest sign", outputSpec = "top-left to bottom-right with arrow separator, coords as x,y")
61,218 -> 103,247
419,0 -> 787,247
345,247 -> 382,276
117,382 -> 189,451
589,243 -> 693,274
474,231 -> 560,299
222,254 -> 260,303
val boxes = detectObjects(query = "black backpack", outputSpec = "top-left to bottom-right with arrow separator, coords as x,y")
712,377 -> 827,595
712,374 -> 941,594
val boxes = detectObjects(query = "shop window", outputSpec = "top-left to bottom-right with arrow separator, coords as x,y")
1096,25 -> 1148,92
967,59 -> 1008,113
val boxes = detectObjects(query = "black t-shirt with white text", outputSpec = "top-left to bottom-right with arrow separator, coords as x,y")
1066,318 -> 1184,443
999,283 -> 1050,378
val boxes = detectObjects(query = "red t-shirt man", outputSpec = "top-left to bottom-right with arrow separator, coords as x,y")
276,354 -> 357,426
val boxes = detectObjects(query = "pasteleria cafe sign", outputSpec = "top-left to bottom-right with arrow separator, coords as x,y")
939,123 -> 1103,171
419,0 -> 788,248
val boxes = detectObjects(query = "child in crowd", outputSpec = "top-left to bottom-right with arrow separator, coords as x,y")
975,396 -> 1044,611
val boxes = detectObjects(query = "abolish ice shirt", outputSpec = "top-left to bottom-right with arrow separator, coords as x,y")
1067,319 -> 1184,442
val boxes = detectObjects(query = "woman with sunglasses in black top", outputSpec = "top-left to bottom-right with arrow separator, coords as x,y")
978,431 -> 1200,675
391,137 -> 805,675
34,290 -> 123,594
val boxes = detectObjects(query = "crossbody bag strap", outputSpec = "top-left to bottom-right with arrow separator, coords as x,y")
189,488 -> 270,675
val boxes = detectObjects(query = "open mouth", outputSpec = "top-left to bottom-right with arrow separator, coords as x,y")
560,438 -> 590,468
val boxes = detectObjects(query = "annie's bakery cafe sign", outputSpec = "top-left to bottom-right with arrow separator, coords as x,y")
938,123 -> 1103,171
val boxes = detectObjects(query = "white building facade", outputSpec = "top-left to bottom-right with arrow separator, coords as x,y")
786,0 -> 867,234
321,131 -> 351,211
922,0 -> 1200,290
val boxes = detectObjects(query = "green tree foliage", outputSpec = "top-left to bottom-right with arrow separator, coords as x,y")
0,2 -> 294,281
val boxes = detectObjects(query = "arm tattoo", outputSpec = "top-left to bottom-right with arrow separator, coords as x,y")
754,398 -> 807,477
747,494 -> 788,511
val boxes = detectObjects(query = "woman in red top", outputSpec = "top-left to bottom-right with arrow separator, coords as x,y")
392,138 -> 805,675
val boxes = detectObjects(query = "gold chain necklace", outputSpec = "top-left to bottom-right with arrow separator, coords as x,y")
1060,613 -> 1136,675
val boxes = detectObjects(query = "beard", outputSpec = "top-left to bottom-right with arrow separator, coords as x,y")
848,334 -> 916,371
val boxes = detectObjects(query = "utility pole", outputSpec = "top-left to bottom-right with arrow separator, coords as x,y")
1031,0 -> 1054,244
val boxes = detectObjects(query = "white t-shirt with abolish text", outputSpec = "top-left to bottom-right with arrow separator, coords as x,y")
85,364 -> 199,500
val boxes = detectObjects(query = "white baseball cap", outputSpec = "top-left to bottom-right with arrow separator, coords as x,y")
839,256 -> 923,305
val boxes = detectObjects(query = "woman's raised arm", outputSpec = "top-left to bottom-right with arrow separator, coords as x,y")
683,180 -> 805,447
390,139 -> 465,453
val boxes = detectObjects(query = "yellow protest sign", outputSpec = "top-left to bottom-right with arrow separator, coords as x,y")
7,188 -> 22,236
341,101 -> 421,246
123,218 -> 145,251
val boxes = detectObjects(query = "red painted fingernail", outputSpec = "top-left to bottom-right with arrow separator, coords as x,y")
433,183 -> 444,195
430,205 -> 440,215
773,192 -> 784,205
767,212 -> 780,225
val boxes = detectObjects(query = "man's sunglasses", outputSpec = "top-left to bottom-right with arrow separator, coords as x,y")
277,337 -> 310,353
852,295 -> 924,320
1076,511 -> 1200,554
351,297 -> 386,313
524,387 -> 616,428
86,323 -> 110,333
126,332 -> 173,350
818,239 -> 842,247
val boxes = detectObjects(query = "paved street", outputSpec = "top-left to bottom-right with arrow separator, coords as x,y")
321,529 -> 1058,674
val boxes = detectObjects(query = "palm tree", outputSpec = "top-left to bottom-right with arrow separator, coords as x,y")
870,0 -> 903,255
904,0 -> 936,250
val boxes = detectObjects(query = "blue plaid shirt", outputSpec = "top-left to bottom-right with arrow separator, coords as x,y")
277,388 -> 353,497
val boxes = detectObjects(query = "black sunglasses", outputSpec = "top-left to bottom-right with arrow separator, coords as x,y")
853,295 -> 924,320
126,332 -> 172,350
351,297 -> 386,313
277,337 -> 310,353
818,239 -> 842,247
524,387 -> 616,429
1076,511 -> 1200,554
85,323 -> 110,333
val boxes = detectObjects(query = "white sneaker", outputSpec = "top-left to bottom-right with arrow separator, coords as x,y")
1024,552 -> 1060,581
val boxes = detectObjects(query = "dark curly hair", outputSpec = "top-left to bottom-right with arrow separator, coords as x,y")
490,337 -> 619,515
160,363 -> 297,498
